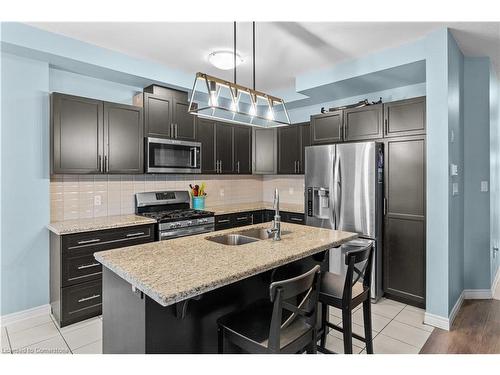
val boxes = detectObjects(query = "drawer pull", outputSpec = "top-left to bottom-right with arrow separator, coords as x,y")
77,263 -> 100,270
217,219 -> 230,223
78,294 -> 101,303
236,216 -> 249,221
77,239 -> 101,245
126,232 -> 145,237
289,217 -> 303,222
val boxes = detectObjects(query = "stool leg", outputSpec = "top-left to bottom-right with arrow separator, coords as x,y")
341,308 -> 353,354
217,326 -> 224,354
362,300 -> 374,354
319,302 -> 328,348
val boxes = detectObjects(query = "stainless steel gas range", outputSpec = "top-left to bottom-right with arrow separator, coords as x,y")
135,191 -> 214,241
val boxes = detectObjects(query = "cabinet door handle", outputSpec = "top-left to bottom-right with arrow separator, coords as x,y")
220,160 -> 223,173
77,263 -> 100,270
170,123 -> 174,137
383,197 -> 387,216
289,217 -> 303,222
78,294 -> 101,303
217,218 -> 230,224
236,216 -> 248,221
77,239 -> 101,245
97,155 -> 102,172
384,119 -> 388,135
126,232 -> 145,237
175,124 -> 178,138
237,161 -> 240,173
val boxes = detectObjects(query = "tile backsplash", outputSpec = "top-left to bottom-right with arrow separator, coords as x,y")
50,174 -> 305,222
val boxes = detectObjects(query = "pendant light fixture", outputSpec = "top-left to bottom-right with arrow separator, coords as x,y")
188,22 -> 291,127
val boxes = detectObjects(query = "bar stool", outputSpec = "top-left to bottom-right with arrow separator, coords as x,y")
217,265 -> 321,354
318,243 -> 374,354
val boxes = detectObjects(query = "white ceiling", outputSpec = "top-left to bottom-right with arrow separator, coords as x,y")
28,22 -> 500,94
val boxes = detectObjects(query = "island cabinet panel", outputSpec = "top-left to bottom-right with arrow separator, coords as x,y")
102,255 -> 327,353
51,93 -> 103,174
104,102 -> 143,174
310,110 -> 343,144
233,125 -> 252,174
343,103 -> 383,141
196,118 -> 216,174
384,96 -> 426,137
50,224 -> 155,327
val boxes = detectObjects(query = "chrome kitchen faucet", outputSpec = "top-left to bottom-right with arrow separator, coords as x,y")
267,188 -> 281,241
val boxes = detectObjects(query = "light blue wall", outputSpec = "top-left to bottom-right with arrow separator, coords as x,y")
49,68 -> 142,104
447,34 -> 464,311
463,58 -> 492,290
1,53 -> 50,315
490,68 -> 500,285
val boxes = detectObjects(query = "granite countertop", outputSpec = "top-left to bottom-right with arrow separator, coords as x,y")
94,223 -> 356,307
206,201 -> 304,215
47,214 -> 157,235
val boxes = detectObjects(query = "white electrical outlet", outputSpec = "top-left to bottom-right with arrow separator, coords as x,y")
94,195 -> 102,206
219,188 -> 225,197
452,183 -> 459,196
481,181 -> 489,192
288,187 -> 294,195
450,164 -> 458,176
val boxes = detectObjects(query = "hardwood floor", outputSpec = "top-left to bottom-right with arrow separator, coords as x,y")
420,299 -> 500,354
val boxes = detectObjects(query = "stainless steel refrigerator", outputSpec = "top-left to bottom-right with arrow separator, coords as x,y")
304,142 -> 384,301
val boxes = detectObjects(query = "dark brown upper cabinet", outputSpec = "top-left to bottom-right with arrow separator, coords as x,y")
343,103 -> 383,141
215,123 -> 233,174
103,102 -> 143,174
143,85 -> 196,141
196,118 -> 216,174
233,125 -> 252,174
51,93 -> 143,174
278,122 -> 310,175
300,123 -> 311,174
384,96 -> 426,137
278,126 -> 301,174
51,93 -> 103,174
310,110 -> 343,144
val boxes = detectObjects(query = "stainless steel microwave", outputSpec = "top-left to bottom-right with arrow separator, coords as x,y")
145,137 -> 201,174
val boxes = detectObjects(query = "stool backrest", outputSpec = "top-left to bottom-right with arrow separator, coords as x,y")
268,265 -> 321,352
343,243 -> 373,305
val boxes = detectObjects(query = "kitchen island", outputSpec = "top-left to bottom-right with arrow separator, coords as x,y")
94,222 -> 356,353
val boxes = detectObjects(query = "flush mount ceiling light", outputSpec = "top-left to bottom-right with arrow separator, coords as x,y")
208,50 -> 244,70
189,22 -> 291,128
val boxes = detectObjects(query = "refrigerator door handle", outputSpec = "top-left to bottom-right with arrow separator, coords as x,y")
333,152 -> 341,228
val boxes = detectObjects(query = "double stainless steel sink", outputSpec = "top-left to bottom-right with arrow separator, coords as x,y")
206,228 -> 290,246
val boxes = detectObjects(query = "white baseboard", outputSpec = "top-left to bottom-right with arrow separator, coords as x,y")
0,304 -> 51,327
463,289 -> 492,299
424,312 -> 450,331
424,290 -> 464,331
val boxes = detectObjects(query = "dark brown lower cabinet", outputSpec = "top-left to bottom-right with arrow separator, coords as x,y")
50,224 -> 155,327
214,210 -> 304,231
383,136 -> 426,308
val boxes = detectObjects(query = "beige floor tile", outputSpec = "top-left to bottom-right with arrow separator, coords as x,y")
62,319 -> 102,351
59,316 -> 101,334
379,320 -> 432,349
372,333 -> 420,354
403,304 -> 424,313
332,321 -> 378,348
15,335 -> 70,354
8,321 -> 59,350
4,314 -> 53,334
324,333 -> 363,354
328,304 -> 361,319
394,306 -> 434,332
352,310 -> 390,332
370,298 -> 405,319
1,327 -> 11,354
327,314 -> 342,326
73,340 -> 102,354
